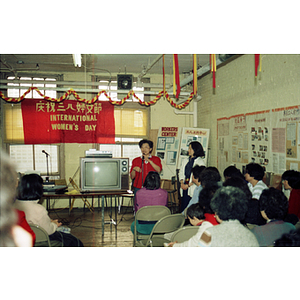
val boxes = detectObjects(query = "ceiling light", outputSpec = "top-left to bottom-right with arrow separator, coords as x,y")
72,54 -> 82,67
17,60 -> 24,64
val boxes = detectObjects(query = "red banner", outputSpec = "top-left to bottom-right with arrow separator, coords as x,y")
21,99 -> 115,144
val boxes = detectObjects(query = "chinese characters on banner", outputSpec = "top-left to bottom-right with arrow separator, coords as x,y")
21,99 -> 115,144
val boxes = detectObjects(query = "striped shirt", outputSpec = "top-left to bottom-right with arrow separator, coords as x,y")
248,180 -> 268,200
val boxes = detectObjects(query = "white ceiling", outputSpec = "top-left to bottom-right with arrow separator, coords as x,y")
0,54 -> 211,78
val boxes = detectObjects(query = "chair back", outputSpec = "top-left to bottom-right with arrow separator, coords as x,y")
170,226 -> 199,243
146,213 -> 185,246
133,205 -> 171,247
29,223 -> 51,247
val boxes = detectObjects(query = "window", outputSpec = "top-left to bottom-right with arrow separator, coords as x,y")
99,138 -> 142,170
98,80 -> 144,102
5,76 -> 60,178
7,76 -> 57,99
9,144 -> 60,177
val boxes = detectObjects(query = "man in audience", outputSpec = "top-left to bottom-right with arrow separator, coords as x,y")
251,187 -> 296,246
245,163 -> 268,200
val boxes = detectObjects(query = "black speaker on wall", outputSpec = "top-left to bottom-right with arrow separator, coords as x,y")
117,74 -> 133,90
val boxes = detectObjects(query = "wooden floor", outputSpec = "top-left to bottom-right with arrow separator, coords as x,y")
48,205 -> 135,247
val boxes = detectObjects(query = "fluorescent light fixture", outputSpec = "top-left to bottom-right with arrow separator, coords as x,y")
72,54 -> 82,67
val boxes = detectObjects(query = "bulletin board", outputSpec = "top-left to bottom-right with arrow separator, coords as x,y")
157,127 -> 210,179
217,105 -> 300,178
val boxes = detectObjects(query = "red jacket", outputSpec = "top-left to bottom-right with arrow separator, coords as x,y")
16,209 -> 36,246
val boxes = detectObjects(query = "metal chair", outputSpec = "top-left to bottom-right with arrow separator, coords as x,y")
141,213 -> 185,247
170,226 -> 199,243
133,205 -> 171,247
29,223 -> 52,247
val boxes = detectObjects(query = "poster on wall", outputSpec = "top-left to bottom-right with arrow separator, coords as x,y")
177,127 -> 210,173
217,105 -> 300,179
156,127 -> 182,179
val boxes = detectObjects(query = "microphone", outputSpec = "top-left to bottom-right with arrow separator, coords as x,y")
142,155 -> 144,161
42,150 -> 50,156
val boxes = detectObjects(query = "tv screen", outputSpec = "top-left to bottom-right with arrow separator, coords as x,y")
84,161 -> 119,188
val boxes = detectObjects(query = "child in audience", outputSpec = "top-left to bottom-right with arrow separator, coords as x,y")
251,187 -> 296,246
186,203 -> 205,226
167,183 -> 220,247
245,163 -> 268,200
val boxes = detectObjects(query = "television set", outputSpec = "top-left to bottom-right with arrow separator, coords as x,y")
80,157 -> 129,192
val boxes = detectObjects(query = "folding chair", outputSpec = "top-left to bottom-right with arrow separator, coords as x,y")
141,213 -> 185,247
29,224 -> 62,247
133,205 -> 171,247
170,226 -> 199,243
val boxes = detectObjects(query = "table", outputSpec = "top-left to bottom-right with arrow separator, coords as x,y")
42,190 -> 131,237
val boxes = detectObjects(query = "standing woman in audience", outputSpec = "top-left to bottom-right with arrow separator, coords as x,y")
282,170 -> 300,219
179,141 -> 205,211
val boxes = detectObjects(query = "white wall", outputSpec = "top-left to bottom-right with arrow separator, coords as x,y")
196,54 -> 300,168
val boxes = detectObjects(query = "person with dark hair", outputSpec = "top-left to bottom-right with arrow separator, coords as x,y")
199,167 -> 222,188
131,171 -> 168,234
245,163 -> 268,200
223,165 -> 244,181
204,186 -> 259,247
250,187 -> 296,246
282,170 -> 300,219
134,171 -> 168,212
130,139 -> 162,194
274,228 -> 300,247
14,173 -> 84,247
223,176 -> 266,225
179,141 -> 205,212
182,165 -> 206,214
186,203 -> 205,226
1,150 -> 33,247
168,184 -> 220,247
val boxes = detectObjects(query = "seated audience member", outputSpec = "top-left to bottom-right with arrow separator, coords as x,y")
0,150 -> 33,247
182,165 -> 206,214
223,165 -> 244,181
14,173 -> 83,247
251,188 -> 296,246
199,166 -> 222,189
131,171 -> 168,235
223,176 -> 266,226
282,170 -> 300,219
168,183 -> 220,247
245,163 -> 268,200
186,203 -> 205,226
204,186 -> 259,247
274,228 -> 300,247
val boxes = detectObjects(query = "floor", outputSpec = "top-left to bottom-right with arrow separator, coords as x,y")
48,205 -> 135,247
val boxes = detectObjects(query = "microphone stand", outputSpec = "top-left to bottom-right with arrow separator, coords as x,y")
43,151 -> 50,182
141,156 -> 145,187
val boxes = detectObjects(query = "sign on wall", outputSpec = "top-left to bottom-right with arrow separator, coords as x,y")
21,99 -> 115,144
156,126 -> 210,179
